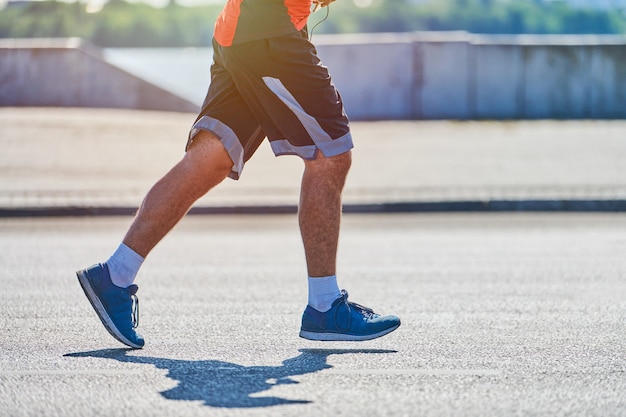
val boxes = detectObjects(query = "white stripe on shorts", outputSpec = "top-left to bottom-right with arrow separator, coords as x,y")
262,76 -> 353,159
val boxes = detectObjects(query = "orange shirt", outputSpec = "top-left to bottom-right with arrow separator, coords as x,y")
214,0 -> 312,47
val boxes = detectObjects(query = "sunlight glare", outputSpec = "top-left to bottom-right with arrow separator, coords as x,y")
353,0 -> 373,8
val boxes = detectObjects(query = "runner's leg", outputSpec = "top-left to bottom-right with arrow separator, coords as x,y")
298,150 -> 352,278
123,131 -> 232,257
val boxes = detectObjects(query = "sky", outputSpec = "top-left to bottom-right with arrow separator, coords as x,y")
3,0 -> 626,12
1,0 -> 379,12
0,0 -> 222,10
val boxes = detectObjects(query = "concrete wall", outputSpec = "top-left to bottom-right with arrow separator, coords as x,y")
316,32 -> 626,120
1,34 -> 625,119
0,38 -> 198,112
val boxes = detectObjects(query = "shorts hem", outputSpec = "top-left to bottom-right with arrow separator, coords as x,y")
270,132 -> 353,160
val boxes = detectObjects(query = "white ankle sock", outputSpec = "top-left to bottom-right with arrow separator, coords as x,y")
307,275 -> 341,312
106,243 -> 144,288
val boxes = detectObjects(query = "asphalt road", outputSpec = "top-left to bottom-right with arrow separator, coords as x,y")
1,213 -> 625,417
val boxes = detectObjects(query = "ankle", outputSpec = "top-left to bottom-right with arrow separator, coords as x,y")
307,275 -> 341,312
107,243 -> 144,288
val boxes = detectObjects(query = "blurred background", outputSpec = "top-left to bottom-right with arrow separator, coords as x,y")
1,0 -> 625,213
2,0 -> 626,119
2,0 -> 626,47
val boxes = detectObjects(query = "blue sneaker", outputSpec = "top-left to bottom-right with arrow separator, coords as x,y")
299,290 -> 400,341
76,263 -> 144,349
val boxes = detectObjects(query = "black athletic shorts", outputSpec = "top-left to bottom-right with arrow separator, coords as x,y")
187,31 -> 353,180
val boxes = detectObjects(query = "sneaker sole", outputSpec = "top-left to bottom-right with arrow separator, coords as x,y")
77,270 -> 143,349
299,323 -> 400,341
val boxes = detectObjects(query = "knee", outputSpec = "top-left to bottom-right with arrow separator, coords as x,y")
185,130 -> 233,180
306,150 -> 352,178
303,150 -> 352,191
175,131 -> 233,200
331,150 -> 352,175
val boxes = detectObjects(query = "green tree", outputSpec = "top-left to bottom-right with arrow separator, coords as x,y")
0,0 -> 625,47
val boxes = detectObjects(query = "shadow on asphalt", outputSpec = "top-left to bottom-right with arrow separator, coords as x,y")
65,348 -> 396,408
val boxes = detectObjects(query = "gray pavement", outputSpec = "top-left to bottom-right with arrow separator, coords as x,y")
2,107 -> 626,214
1,213 -> 625,416
2,110 -> 626,416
